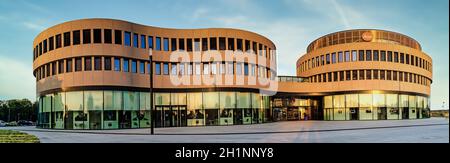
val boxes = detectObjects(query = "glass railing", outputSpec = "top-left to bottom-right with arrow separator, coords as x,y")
277,76 -> 309,83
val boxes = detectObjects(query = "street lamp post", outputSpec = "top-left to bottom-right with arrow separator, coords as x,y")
149,50 -> 154,135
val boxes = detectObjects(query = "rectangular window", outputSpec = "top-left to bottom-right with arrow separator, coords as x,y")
39,42 -> 42,56
164,38 -> 169,51
359,70 -> 365,80
366,50 -> 372,61
359,50 -> 364,61
387,51 -> 393,62
43,40 -> 47,53
332,53 -> 336,63
228,38 -> 235,51
366,70 -> 372,80
131,60 -> 137,73
373,50 -> 379,61
179,38 -> 185,51
219,37 -> 226,50
338,52 -> 343,62
195,63 -> 201,75
63,32 -> 71,47
346,71 -> 351,81
104,29 -> 112,44
345,51 -> 350,62
104,57 -> 111,71
374,70 -> 379,80
94,29 -> 102,43
75,58 -> 82,72
133,33 -> 139,48
406,54 -> 410,64
56,34 -> 62,49
393,71 -> 397,80
202,38 -> 208,51
387,70 -> 391,80
124,32 -> 131,46
123,59 -> 129,72
58,60 -> 64,74
339,71 -> 344,81
194,38 -> 200,51
227,62 -> 234,75
83,29 -> 91,44
84,57 -> 92,71
49,37 -> 54,51
94,57 -> 102,71
210,37 -> 217,50
400,53 -> 405,63
187,39 -> 193,52
399,72 -> 403,81
172,64 -> 178,75
155,37 -> 161,51
114,30 -> 122,45
180,63 -> 185,75
114,58 -> 121,71
236,63 -> 242,75
394,52 -> 399,62
66,59 -> 72,72
333,72 -> 338,82
171,38 -> 177,51
381,51 -> 386,61
352,70 -> 358,80
148,36 -> 153,49
352,50 -> 357,61
163,63 -> 169,75
328,72 -> 332,82
139,62 -> 145,74
244,40 -> 250,52
138,35 -> 146,49
244,63 -> 249,76
155,63 -> 161,75
188,63 -> 193,75
73,30 -> 81,45
203,63 -> 209,75
326,54 -> 330,64
252,42 -> 257,54
236,39 -> 243,51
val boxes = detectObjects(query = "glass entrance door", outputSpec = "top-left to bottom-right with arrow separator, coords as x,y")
402,107 -> 409,119
349,108 -> 359,120
234,109 -> 243,125
179,106 -> 187,127
163,107 -> 171,127
377,107 -> 387,120
155,106 -> 163,127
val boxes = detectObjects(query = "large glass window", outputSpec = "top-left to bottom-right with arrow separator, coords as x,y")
236,39 -> 243,51
64,32 -> 71,47
380,51 -> 386,61
56,34 -> 62,49
148,36 -> 153,49
75,58 -> 82,72
373,50 -> 379,61
66,59 -> 72,72
332,53 -> 336,63
352,51 -> 357,61
345,51 -> 350,62
187,93 -> 204,126
210,37 -> 217,50
172,63 -> 178,75
326,54 -> 330,64
358,50 -> 364,61
194,39 -> 200,51
84,57 -> 92,71
338,52 -> 343,62
133,33 -> 139,48
394,52 -> 399,62
365,50 -> 372,61
179,39 -> 185,51
387,51 -> 393,62
228,38 -> 235,51
187,38 -> 193,52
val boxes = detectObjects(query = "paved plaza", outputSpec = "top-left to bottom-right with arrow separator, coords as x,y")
3,118 -> 448,143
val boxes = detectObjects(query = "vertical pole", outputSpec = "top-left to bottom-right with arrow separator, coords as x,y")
149,52 -> 154,135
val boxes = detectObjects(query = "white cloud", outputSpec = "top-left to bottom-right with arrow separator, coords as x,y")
0,56 -> 36,100
22,21 -> 46,31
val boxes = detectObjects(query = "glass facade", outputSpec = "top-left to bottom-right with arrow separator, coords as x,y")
37,90 -> 271,129
323,93 -> 430,120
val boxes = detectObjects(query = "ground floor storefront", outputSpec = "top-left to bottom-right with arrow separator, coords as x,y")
36,90 -> 431,130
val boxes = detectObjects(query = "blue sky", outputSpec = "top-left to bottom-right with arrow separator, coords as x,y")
0,0 -> 448,110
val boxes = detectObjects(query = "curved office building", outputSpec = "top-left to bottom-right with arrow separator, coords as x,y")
289,29 -> 432,121
33,19 -> 432,130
